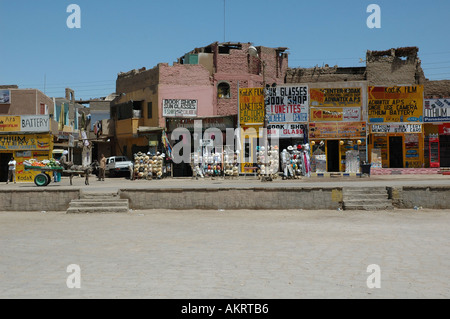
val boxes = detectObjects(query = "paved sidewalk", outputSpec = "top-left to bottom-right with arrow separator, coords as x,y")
1,173 -> 450,192
0,208 -> 449,298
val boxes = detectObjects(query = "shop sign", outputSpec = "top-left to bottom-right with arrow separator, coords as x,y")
368,85 -> 423,123
0,134 -> 52,150
370,123 -> 422,134
266,85 -> 308,123
0,116 -> 20,132
167,117 -> 235,131
424,99 -> 450,122
310,107 -> 361,122
20,115 -> 50,132
310,87 -> 362,107
267,123 -> 306,138
162,99 -> 198,117
309,122 -> 366,139
239,88 -> 265,125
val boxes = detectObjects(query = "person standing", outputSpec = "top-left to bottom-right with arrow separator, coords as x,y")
7,157 -> 16,184
99,154 -> 106,181
128,161 -> 134,180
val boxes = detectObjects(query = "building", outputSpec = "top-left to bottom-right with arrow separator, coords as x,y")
0,86 -> 57,182
111,42 -> 288,176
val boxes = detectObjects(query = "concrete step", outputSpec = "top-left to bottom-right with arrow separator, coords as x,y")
342,193 -> 388,200
343,199 -> 392,205
343,187 -> 387,194
66,206 -> 130,214
81,193 -> 120,199
68,200 -> 129,208
343,204 -> 394,210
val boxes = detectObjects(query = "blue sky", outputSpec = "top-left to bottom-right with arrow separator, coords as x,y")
1,0 -> 449,100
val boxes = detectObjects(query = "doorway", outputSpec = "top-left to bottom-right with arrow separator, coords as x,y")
0,153 -> 13,182
440,135 -> 450,167
327,140 -> 340,172
389,136 -> 403,168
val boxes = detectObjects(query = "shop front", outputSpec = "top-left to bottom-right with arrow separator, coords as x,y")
166,116 -> 237,177
309,122 -> 367,173
0,134 -> 53,182
423,99 -> 450,168
368,85 -> 424,169
368,123 -> 423,169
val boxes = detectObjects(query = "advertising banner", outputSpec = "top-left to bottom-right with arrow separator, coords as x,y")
267,123 -> 306,138
309,122 -> 366,139
162,99 -> 198,117
368,85 -> 423,123
266,85 -> 308,123
424,99 -> 450,122
239,88 -> 265,125
310,87 -> 362,107
310,107 -> 361,122
0,116 -> 20,132
0,134 -> 52,151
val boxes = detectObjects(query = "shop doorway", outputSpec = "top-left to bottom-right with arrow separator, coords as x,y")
389,136 -> 403,168
0,153 -> 13,182
440,135 -> 450,167
327,140 -> 340,172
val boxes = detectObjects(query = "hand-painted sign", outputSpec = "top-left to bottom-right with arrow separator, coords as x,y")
368,85 -> 423,123
163,99 -> 198,117
239,88 -> 265,125
309,122 -> 366,139
310,107 -> 361,122
310,87 -> 362,107
0,116 -> 20,132
0,134 -> 52,150
20,115 -> 50,132
424,99 -> 450,122
266,85 -> 308,123
370,123 -> 422,134
267,123 -> 306,138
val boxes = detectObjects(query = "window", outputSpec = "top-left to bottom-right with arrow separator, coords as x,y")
218,82 -> 231,99
147,102 -> 152,119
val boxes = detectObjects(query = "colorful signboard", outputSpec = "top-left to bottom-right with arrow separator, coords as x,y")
239,88 -> 265,125
310,87 -> 362,107
309,122 -> 366,139
266,85 -> 308,123
267,123 -> 306,138
424,98 -> 450,122
162,99 -> 198,117
0,116 -> 20,132
0,134 -> 52,151
310,107 -> 361,122
368,85 -> 423,123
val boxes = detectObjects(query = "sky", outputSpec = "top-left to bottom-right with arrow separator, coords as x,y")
1,0 -> 449,100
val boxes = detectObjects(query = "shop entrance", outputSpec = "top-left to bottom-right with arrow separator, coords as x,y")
389,136 -> 403,168
440,135 -> 450,167
0,153 -> 13,182
327,140 -> 340,172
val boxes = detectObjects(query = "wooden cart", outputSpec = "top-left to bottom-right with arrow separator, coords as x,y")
24,165 -> 64,187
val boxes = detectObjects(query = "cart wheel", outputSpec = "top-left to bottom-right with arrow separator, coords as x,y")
44,173 -> 51,186
35,173 -> 49,187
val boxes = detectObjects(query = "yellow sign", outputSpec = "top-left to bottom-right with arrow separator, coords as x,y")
0,116 -> 20,132
239,88 -> 264,125
0,134 -> 52,150
310,88 -> 362,107
311,108 -> 344,121
368,85 -> 423,123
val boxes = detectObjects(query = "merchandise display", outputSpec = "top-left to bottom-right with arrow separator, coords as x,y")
133,151 -> 165,180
